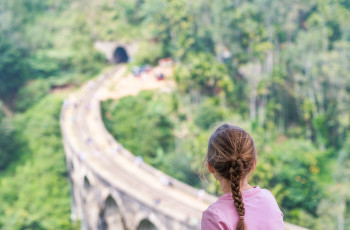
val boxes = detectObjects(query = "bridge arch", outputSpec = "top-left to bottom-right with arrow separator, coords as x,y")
83,175 -> 98,207
68,159 -> 74,172
98,194 -> 126,230
82,175 -> 100,229
82,171 -> 98,191
134,213 -> 166,230
137,219 -> 157,230
83,176 -> 92,192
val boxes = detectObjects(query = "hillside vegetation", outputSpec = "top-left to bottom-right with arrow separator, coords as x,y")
101,0 -> 350,229
0,0 -> 349,229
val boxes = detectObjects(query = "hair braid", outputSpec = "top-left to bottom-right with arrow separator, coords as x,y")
230,160 -> 246,230
206,124 -> 256,230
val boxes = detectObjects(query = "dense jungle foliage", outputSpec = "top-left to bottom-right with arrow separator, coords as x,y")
1,0 -> 350,229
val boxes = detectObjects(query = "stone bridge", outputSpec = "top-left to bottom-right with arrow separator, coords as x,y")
60,65 -> 308,230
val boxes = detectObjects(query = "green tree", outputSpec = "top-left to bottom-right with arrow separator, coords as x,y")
0,117 -> 16,171
141,0 -> 197,59
252,138 -> 333,224
174,52 -> 231,95
15,79 -> 51,112
194,98 -> 225,130
0,38 -> 27,99
0,95 -> 75,229
102,91 -> 174,162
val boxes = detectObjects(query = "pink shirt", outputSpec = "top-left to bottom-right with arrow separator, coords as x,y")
201,186 -> 284,230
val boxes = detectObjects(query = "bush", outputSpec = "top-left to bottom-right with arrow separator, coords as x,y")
0,37 -> 27,98
133,41 -> 163,66
0,100 -> 17,171
15,79 -> 51,112
0,118 -> 16,170
194,98 -> 225,129
0,94 -> 76,229
174,52 -> 231,94
102,91 -> 174,162
0,101 -> 5,120
252,138 -> 334,220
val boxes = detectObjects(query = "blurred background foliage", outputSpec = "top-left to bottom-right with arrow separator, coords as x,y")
1,0 -> 350,229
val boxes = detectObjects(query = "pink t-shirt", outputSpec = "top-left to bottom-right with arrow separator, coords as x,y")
201,186 -> 284,230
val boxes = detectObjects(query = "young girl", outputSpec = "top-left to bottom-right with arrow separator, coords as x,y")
201,124 -> 284,230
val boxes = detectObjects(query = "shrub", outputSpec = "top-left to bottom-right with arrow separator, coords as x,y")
15,79 -> 51,112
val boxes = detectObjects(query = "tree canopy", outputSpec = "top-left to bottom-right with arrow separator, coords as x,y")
1,0 -> 350,229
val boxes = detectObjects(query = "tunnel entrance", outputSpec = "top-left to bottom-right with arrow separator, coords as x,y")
113,46 -> 129,63
137,219 -> 157,230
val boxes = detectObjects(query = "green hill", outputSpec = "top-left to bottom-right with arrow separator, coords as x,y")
0,0 -> 349,229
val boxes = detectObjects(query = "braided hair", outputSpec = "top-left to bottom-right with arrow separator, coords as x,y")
206,124 -> 256,230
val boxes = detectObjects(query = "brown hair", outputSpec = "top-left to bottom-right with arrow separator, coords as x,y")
206,123 -> 257,230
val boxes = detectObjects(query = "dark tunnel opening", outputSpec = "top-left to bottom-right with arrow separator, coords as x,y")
113,46 -> 129,63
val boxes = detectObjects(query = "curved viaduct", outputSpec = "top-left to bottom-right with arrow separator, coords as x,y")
60,65 -> 308,230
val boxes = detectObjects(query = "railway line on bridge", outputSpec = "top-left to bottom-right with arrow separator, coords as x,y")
61,65 -> 216,230
60,65 -> 308,230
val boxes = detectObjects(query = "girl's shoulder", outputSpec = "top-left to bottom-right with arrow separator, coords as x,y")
202,197 -> 239,230
202,192 -> 239,220
255,187 -> 284,218
258,188 -> 281,206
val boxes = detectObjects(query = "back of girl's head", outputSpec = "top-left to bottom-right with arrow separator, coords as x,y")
206,123 -> 257,230
206,124 -> 256,178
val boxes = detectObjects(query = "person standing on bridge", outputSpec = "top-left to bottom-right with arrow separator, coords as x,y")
202,124 -> 284,230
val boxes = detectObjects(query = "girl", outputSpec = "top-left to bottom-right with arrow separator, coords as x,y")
201,124 -> 284,230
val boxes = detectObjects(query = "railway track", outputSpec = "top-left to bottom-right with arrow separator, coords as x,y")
61,65 -> 213,229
